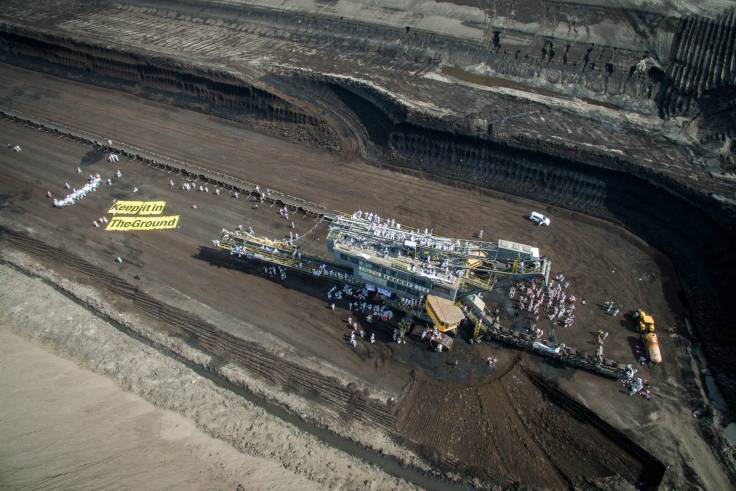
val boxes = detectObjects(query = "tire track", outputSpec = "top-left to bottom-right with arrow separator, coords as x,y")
0,226 -> 397,433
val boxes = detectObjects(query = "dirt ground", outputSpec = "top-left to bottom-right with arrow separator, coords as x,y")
0,262 -> 413,490
0,64 -> 685,385
398,363 -> 650,489
0,63 -> 731,488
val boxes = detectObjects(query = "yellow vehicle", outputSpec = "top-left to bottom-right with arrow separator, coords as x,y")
633,309 -> 662,364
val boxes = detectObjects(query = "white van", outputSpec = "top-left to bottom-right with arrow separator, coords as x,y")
529,211 -> 550,226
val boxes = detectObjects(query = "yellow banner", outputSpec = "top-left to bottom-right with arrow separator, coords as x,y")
108,201 -> 166,215
106,215 -> 180,231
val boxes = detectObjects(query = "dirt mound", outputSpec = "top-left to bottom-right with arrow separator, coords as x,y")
397,362 -> 664,488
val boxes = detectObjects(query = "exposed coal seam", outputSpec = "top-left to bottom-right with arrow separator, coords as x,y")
657,8 -> 736,140
0,25 -> 343,150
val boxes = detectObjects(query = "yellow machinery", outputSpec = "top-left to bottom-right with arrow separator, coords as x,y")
425,294 -> 465,333
634,309 -> 662,364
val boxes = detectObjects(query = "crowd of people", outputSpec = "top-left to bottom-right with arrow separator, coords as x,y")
341,211 -> 465,281
175,177 -> 275,206
311,263 -> 350,281
46,150 -> 132,209
509,276 -> 654,400
325,283 -> 402,350
510,275 -> 632,370
399,295 -> 424,313
348,325 -> 376,349
263,265 -> 287,280
593,329 -> 610,364
343,291 -> 395,324
52,174 -> 102,208
392,327 -> 407,344
327,284 -> 369,303
419,326 -> 443,348
511,273 -> 577,340
349,210 -> 457,251
620,366 -> 652,399
92,216 -> 109,228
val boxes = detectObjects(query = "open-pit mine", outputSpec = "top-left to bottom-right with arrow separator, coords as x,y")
1,1 -> 735,489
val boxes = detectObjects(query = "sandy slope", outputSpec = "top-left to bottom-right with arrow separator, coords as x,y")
0,327 -> 320,490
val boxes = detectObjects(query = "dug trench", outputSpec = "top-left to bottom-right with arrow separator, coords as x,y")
0,28 -> 731,486
0,227 -> 665,488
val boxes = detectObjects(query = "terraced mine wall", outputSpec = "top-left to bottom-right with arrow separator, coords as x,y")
128,0 -> 735,144
119,0 -> 733,144
120,1 -> 663,107
0,26 -> 342,150
658,7 -> 736,141
1,26 -> 736,412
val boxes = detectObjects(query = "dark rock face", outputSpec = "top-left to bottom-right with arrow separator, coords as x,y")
0,28 -> 342,149
659,8 -> 736,142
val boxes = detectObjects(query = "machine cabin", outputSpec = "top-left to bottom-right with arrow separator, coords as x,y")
425,294 -> 466,333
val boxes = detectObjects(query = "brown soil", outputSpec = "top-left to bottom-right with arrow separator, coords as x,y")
397,359 -> 658,488
0,263 -> 415,490
0,64 -> 686,384
0,64 -> 729,488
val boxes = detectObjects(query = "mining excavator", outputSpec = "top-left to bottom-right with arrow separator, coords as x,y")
633,309 -> 662,364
